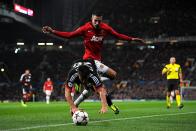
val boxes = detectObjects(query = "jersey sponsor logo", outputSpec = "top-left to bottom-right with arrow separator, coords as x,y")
90,36 -> 103,42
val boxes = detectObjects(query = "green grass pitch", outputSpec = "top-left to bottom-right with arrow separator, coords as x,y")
0,101 -> 196,131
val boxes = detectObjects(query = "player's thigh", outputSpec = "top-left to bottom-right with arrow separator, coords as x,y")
45,90 -> 52,96
167,79 -> 179,93
94,60 -> 109,73
106,68 -> 117,77
172,80 -> 180,94
167,80 -> 174,92
94,60 -> 116,76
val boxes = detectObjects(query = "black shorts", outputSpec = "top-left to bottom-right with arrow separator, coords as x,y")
167,79 -> 180,92
22,85 -> 32,94
102,79 -> 113,92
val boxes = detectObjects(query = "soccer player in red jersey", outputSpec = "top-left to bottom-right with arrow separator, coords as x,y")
42,12 -> 144,80
43,77 -> 54,104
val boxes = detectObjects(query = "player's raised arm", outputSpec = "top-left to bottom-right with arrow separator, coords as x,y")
65,85 -> 78,113
42,26 -> 85,38
106,24 -> 145,43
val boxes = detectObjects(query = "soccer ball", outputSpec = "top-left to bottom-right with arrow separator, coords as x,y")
72,110 -> 89,126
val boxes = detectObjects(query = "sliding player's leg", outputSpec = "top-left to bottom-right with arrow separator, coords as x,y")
102,77 -> 119,114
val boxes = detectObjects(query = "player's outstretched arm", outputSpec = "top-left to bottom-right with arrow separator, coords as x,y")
132,37 -> 146,44
42,26 -> 54,34
65,86 -> 78,113
96,86 -> 108,114
42,26 -> 84,38
106,24 -> 145,44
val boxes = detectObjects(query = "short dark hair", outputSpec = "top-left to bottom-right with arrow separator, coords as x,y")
92,11 -> 103,17
78,65 -> 90,81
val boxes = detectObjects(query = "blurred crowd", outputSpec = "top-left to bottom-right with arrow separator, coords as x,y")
0,0 -> 196,101
90,0 -> 196,38
1,42 -> 196,101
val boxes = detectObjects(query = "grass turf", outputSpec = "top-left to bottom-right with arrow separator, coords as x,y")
0,101 -> 196,131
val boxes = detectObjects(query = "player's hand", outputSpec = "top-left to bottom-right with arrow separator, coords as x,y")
72,107 -> 79,113
42,26 -> 54,34
132,38 -> 145,44
180,79 -> 184,83
99,107 -> 108,114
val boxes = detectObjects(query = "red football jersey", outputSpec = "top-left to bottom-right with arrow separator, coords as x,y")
43,81 -> 53,91
54,22 -> 133,61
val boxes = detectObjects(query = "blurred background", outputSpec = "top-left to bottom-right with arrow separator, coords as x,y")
0,0 -> 196,102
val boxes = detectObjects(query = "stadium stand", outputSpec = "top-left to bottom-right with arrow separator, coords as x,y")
0,0 -> 196,101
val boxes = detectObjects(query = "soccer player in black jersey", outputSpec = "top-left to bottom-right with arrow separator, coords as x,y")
65,59 -> 119,114
19,69 -> 33,107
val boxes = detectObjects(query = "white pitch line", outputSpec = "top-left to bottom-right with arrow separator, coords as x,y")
1,112 -> 196,131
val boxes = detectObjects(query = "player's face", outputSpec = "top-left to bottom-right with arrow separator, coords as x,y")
170,57 -> 176,64
91,15 -> 102,29
47,78 -> 51,81
25,70 -> 30,74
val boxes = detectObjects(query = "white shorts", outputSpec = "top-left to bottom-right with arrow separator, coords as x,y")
45,90 -> 52,96
94,60 -> 109,74
100,76 -> 109,81
171,91 -> 175,97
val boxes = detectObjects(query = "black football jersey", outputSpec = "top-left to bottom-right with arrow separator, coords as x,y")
20,73 -> 32,86
66,60 -> 102,90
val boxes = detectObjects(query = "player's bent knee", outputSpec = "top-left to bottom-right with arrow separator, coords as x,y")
107,68 -> 117,80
